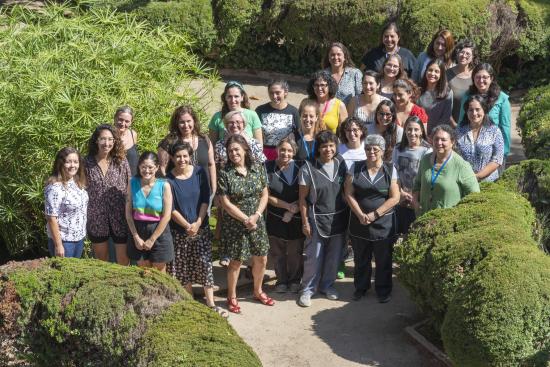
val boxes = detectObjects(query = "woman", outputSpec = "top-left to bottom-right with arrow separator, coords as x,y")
418,59 -> 454,135
360,22 -> 416,77
391,116 -> 432,234
412,29 -> 455,83
413,125 -> 480,215
265,137 -> 304,293
347,70 -> 390,125
126,152 -> 173,272
393,79 -> 428,129
447,39 -> 479,126
294,99 -> 322,162
378,54 -> 407,100
344,134 -> 400,303
208,80 -> 263,145
458,63 -> 511,164
456,95 -> 504,182
113,106 -> 139,176
214,110 -> 266,167
322,42 -> 363,104
338,117 -> 367,169
255,80 -> 300,160
45,147 -> 88,258
167,143 -> 227,317
367,100 -> 403,163
158,105 -> 216,196
298,131 -> 349,307
217,134 -> 272,313
306,70 -> 348,134
85,124 -> 130,265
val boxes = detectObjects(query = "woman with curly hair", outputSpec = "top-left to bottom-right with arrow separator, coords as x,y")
447,39 -> 479,126
85,124 -> 131,264
306,70 -> 348,134
322,42 -> 363,104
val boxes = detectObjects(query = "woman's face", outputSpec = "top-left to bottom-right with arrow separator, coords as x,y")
473,70 -> 493,94
319,141 -> 336,161
226,114 -> 245,135
393,87 -> 411,106
139,159 -> 158,181
433,36 -> 446,58
63,153 -> 80,179
405,121 -> 423,147
365,145 -> 383,163
177,113 -> 195,136
228,142 -> 246,166
114,112 -> 132,133
225,87 -> 244,111
269,85 -> 287,106
277,142 -> 295,164
383,57 -> 400,78
382,29 -> 399,51
328,46 -> 345,68
432,130 -> 453,156
301,106 -> 318,131
425,64 -> 441,85
457,47 -> 473,67
345,122 -> 363,144
376,105 -> 394,126
362,75 -> 379,96
467,100 -> 485,126
172,149 -> 192,170
313,77 -> 329,100
97,129 -> 114,155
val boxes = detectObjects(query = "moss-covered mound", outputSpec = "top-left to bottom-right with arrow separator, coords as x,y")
517,85 -> 550,161
0,258 -> 261,367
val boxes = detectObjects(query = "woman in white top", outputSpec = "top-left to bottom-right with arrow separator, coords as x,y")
347,70 -> 389,125
338,117 -> 367,170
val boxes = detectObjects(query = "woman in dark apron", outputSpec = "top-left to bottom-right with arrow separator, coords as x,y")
298,130 -> 349,307
344,134 -> 400,303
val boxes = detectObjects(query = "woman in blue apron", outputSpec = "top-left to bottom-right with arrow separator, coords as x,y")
298,130 -> 349,307
344,134 -> 400,303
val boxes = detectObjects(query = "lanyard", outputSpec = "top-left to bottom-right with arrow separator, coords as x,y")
302,136 -> 315,160
430,153 -> 452,190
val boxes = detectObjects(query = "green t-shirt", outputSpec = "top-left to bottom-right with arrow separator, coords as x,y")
208,109 -> 262,140
413,151 -> 480,215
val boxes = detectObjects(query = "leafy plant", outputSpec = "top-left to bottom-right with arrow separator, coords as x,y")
516,84 -> 550,160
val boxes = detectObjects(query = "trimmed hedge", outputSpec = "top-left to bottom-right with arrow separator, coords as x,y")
0,258 -> 261,366
517,85 -> 550,160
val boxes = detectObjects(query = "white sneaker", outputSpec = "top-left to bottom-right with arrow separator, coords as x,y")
324,288 -> 339,300
298,293 -> 312,307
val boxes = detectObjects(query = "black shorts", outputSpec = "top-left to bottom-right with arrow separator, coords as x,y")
127,220 -> 174,263
88,231 -> 127,244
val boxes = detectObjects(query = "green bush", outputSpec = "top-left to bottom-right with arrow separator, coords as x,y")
0,4 -> 217,257
0,258 -> 260,366
516,85 -> 550,160
442,245 -> 550,366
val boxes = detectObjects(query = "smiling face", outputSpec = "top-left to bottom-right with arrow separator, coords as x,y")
345,122 -> 363,144
277,142 -> 295,164
382,29 -> 399,51
313,77 -> 329,100
225,87 -> 244,111
433,36 -> 446,58
63,153 -> 80,179
115,112 -> 132,133
96,129 -> 114,155
376,104 -> 394,126
319,141 -> 336,162
474,70 -> 493,94
226,114 -> 245,135
365,145 -> 383,163
328,46 -> 345,68
301,105 -> 318,131
405,121 -> 423,147
392,87 -> 411,107
362,75 -> 379,96
425,63 -> 441,85
269,84 -> 287,106
228,142 -> 246,166
172,148 -> 192,171
177,112 -> 195,137
457,47 -> 473,67
467,99 -> 485,126
432,130 -> 454,156
383,57 -> 400,79
139,159 -> 158,181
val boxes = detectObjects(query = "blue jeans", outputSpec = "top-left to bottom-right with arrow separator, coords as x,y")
300,224 -> 345,296
48,238 -> 84,258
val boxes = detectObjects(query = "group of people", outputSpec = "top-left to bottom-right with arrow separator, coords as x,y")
45,22 -> 510,315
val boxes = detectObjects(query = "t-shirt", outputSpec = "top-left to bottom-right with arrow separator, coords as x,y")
338,142 -> 366,170
418,89 -> 454,135
392,144 -> 432,191
361,46 -> 416,77
208,109 -> 262,140
168,167 -> 210,233
255,103 -> 300,147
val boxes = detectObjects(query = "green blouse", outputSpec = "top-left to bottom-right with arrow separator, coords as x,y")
208,109 -> 262,140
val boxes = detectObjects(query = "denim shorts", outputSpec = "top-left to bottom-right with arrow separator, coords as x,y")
48,238 -> 85,258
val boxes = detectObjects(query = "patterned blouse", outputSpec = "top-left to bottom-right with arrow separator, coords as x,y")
324,67 -> 363,104
214,135 -> 266,167
456,123 -> 504,182
45,179 -> 89,241
351,94 -> 389,125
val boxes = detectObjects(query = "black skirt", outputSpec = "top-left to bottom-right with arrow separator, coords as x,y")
127,220 -> 174,263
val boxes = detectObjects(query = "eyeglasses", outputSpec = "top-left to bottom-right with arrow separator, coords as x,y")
365,147 -> 382,153
458,50 -> 472,57
475,75 -> 491,81
345,128 -> 360,134
377,112 -> 393,117
228,121 -> 244,125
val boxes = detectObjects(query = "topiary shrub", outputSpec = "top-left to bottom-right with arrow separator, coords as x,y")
441,244 -> 550,366
0,4 -> 217,257
0,258 -> 261,366
516,84 -> 550,160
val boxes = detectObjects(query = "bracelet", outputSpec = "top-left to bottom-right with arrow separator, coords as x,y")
255,211 -> 262,217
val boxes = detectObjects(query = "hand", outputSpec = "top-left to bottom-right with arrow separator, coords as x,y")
143,238 -> 155,250
411,197 -> 420,211
54,244 -> 65,257
282,211 -> 293,223
287,202 -> 299,214
366,212 -> 376,223
302,222 -> 312,239
133,234 -> 145,250
244,214 -> 259,231
186,221 -> 200,237
400,191 -> 413,205
359,212 -> 370,225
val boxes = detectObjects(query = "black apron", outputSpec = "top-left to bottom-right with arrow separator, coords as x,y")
348,162 -> 396,240
265,160 -> 304,240
305,155 -> 349,238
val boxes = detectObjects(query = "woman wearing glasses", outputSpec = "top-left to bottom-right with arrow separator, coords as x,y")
306,70 -> 348,134
367,100 -> 403,163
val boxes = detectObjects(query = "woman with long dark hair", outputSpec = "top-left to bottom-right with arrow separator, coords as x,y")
347,70 -> 390,125
418,59 -> 453,135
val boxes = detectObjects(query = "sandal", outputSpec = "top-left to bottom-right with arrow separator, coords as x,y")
210,305 -> 229,319
254,292 -> 275,306
227,297 -> 241,314
219,258 -> 229,267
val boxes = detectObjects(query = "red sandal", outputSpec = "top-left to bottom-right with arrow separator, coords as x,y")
254,292 -> 275,306
227,297 -> 241,314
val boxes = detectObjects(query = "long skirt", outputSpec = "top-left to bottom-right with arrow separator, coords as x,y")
169,227 -> 214,287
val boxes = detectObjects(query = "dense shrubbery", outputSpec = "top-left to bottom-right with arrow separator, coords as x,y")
516,85 -> 550,160
396,184 -> 550,366
0,258 -> 260,366
0,4 -> 217,257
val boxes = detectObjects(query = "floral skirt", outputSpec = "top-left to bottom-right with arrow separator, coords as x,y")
169,228 -> 214,287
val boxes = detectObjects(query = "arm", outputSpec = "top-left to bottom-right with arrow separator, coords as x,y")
268,195 -> 298,212
158,147 -> 170,176
299,184 -> 311,238
187,203 -> 208,237
442,90 -> 453,125
253,128 -> 263,146
206,138 -> 217,195
458,161 -> 481,197
144,182 -> 173,249
344,174 -> 368,225
245,186 -> 269,229
346,96 -> 357,118
208,112 -> 221,145
475,162 -> 500,181
125,182 -> 144,250
373,179 -> 400,218
355,69 -> 363,96
338,100 -> 348,124
249,110 -> 264,146
475,128 -> 504,180
47,216 -> 64,257
499,97 -> 512,156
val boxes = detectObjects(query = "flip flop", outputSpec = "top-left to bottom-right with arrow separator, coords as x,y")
227,297 -> 241,314
254,292 -> 275,306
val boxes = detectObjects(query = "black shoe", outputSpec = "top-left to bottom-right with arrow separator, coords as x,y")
352,290 -> 366,301
377,294 -> 392,303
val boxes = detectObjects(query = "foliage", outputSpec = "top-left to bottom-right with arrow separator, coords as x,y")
0,4 -> 217,256
516,84 -> 550,160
